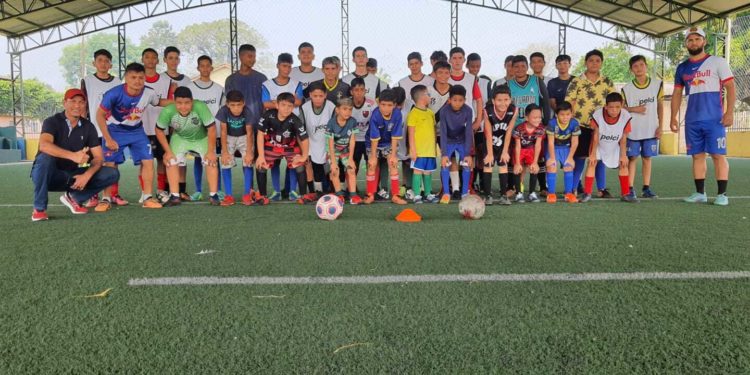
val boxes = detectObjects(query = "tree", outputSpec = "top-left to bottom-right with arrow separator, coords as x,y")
572,42 -> 654,83
58,33 -> 140,87
512,43 -> 561,77
139,20 -> 178,71
0,79 -> 62,119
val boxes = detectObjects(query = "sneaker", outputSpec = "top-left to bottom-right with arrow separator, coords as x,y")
391,195 -> 408,205
269,191 -> 282,201
527,192 -> 540,203
514,192 -> 525,203
335,192 -> 346,203
60,193 -> 87,214
713,193 -> 729,206
597,188 -> 613,199
179,193 -> 192,202
164,195 -> 182,207
349,195 -> 362,205
377,188 -> 390,200
85,194 -> 99,208
242,193 -> 254,206
498,196 -> 512,205
221,196 -> 236,206
546,194 -> 557,204
95,199 -> 112,212
32,209 -> 48,222
413,195 -> 423,204
683,192 -> 708,203
157,190 -> 170,204
641,188 -> 658,199
484,195 -> 494,206
405,188 -> 416,201
621,191 -> 640,203
111,194 -> 129,206
564,193 -> 579,203
439,194 -> 451,204
451,190 -> 461,200
142,197 -> 163,209
425,194 -> 439,204
298,192 -> 318,205
363,194 -> 376,204
190,192 -> 203,201
252,195 -> 270,206
580,193 -> 592,203
289,191 -> 300,201
217,191 -> 226,200
209,194 -> 221,206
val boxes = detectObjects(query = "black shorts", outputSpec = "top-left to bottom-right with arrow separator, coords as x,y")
575,127 -> 593,158
148,135 -> 167,160
484,146 -> 509,168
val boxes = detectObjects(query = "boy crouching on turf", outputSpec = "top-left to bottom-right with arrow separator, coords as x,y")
581,92 -> 638,203
255,93 -> 311,205
218,90 -> 256,206
512,104 -> 546,203
481,85 -> 517,205
545,101 -> 581,203
155,87 -> 220,206
407,84 -> 439,203
326,97 -> 361,204
364,89 -> 408,205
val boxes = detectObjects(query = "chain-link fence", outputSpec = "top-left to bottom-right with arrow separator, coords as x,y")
730,13 -> 750,132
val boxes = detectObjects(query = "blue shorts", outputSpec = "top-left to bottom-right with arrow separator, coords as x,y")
411,157 -> 436,172
627,138 -> 659,158
546,146 -> 572,168
443,143 -> 468,162
103,125 -> 153,165
685,121 -> 726,155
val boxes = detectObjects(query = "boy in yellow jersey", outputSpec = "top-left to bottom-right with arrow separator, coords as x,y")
407,85 -> 439,203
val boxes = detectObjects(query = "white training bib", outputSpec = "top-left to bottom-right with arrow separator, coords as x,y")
301,100 -> 335,164
592,108 -> 632,169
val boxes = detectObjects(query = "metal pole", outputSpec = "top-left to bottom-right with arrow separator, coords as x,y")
341,0 -> 350,75
10,53 -> 25,138
450,1 -> 458,48
725,17 -> 732,65
558,24 -> 567,55
229,0 -> 238,72
118,24 -> 126,79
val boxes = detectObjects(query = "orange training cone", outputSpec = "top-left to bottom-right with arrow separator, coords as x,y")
395,208 -> 422,222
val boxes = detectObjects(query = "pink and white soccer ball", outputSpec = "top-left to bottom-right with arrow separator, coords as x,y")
316,194 -> 344,221
459,194 -> 485,220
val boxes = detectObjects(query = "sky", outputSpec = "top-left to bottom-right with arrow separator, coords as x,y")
0,0 -> 653,91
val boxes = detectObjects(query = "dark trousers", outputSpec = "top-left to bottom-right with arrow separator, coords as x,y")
31,153 -> 120,210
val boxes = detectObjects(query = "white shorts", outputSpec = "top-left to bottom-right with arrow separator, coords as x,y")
221,135 -> 250,169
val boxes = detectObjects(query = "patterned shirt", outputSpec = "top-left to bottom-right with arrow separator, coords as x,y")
564,73 -> 615,128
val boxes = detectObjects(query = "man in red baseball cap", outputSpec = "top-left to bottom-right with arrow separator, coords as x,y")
29,88 -> 120,221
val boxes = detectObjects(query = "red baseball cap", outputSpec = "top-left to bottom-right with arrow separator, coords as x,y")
64,88 -> 85,101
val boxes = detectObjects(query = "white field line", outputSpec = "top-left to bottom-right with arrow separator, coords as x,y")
128,271 -> 750,287
3,196 -> 750,208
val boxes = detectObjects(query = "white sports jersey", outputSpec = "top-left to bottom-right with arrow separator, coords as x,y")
300,100 -> 335,164
342,72 -> 385,101
397,74 -> 434,113
396,106 -> 410,160
290,66 -> 324,92
621,77 -> 663,141
81,74 -> 121,136
262,78 -> 303,114
191,80 -> 225,138
591,108 -> 632,169
475,75 -> 492,130
352,97 -> 377,142
162,72 -> 192,88
449,71 -> 476,118
142,73 -> 172,136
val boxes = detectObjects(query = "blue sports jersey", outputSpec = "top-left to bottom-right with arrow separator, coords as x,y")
546,118 -> 581,147
367,107 -> 403,148
674,55 -> 733,123
99,84 -> 160,129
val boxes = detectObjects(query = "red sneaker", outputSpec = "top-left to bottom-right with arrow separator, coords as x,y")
111,194 -> 129,206
60,193 -> 88,214
241,193 -> 254,206
349,195 -> 362,205
252,195 -> 270,206
31,209 -> 48,221
220,196 -> 236,206
85,194 -> 99,208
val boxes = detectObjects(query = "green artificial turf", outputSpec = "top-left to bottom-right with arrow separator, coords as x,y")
1,156 -> 749,373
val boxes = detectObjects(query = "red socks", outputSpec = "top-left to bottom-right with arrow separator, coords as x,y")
138,175 -> 144,190
619,175 -> 630,196
390,175 -> 400,196
157,173 -> 167,191
111,182 -> 119,196
366,174 -> 377,196
584,176 -> 594,195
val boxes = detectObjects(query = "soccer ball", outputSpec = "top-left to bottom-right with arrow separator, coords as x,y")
458,194 -> 485,220
316,194 -> 344,221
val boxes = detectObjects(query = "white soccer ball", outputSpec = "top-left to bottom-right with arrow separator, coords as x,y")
316,194 -> 344,221
458,194 -> 486,220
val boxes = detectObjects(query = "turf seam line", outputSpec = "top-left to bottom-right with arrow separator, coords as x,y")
128,271 -> 750,286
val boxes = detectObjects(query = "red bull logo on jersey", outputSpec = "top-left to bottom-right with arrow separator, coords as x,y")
683,69 -> 711,86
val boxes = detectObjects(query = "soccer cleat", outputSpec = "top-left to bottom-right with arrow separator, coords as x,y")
484,195 -> 494,206
209,194 -> 221,206
335,192 -> 346,203
391,195 -> 408,205
32,209 -> 48,222
298,192 -> 318,205
252,195 -> 270,206
221,196 -> 236,206
514,192 -> 525,203
527,192 -> 540,203
713,194 -> 729,206
580,193 -> 592,203
60,193 -> 87,214
157,190 -> 170,204
377,188 -> 390,200
142,197 -> 163,209
621,191 -> 640,203
289,191 -> 300,201
683,192 -> 708,203
190,191 -> 203,201
405,188 -> 416,201
164,195 -> 182,207
349,195 -> 362,205
413,195 -> 423,204
564,193 -> 579,203
111,194 -> 129,206
439,194 -> 451,204
425,194 -> 439,204
179,193 -> 192,202
497,196 -> 512,206
217,191 -> 226,200
242,193 -> 254,206
269,191 -> 282,201
363,194 -> 376,205
451,190 -> 461,200
641,188 -> 658,199
85,194 -> 99,208
597,188 -> 613,199
95,199 -> 112,212
546,194 -> 557,204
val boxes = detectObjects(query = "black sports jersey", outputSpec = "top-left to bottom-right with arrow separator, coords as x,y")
485,102 -> 515,149
313,79 -> 351,105
257,109 -> 308,152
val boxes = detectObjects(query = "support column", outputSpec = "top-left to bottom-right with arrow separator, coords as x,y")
10,53 -> 25,138
117,24 -> 126,79
450,1 -> 458,48
558,24 -> 567,55
341,0 -> 350,75
229,0 -> 238,72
